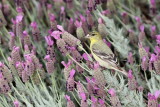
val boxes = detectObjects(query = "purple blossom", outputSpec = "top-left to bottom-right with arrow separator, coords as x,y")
98,18 -> 103,24
93,62 -> 100,70
61,60 -> 72,69
82,53 -> 92,61
44,55 -> 50,61
47,4 -> 52,9
150,0 -> 156,7
121,12 -> 127,17
45,36 -> 54,46
151,25 -> 156,32
30,22 -> 38,29
140,25 -> 144,32
16,7 -> 23,13
16,15 -> 23,23
9,32 -> 15,37
108,88 -> 116,97
60,6 -> 65,14
80,93 -> 86,101
99,99 -> 105,105
51,31 -> 62,39
65,95 -> 71,101
11,18 -> 17,24
91,96 -> 97,103
14,100 -> 20,107
154,90 -> 160,99
154,46 -> 160,54
150,54 -> 156,62
57,25 -> 65,32
49,13 -> 56,22
22,31 -> 28,36
69,69 -> 76,78
148,93 -> 156,100
101,9 -> 111,15
135,16 -> 141,23
74,20 -> 82,28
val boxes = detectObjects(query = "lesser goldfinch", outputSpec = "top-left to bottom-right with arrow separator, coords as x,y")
86,31 -> 127,76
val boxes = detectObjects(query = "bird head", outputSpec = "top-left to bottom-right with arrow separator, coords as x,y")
86,31 -> 102,42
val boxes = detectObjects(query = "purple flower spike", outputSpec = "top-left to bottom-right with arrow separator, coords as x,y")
154,90 -> 160,99
49,14 -> 56,21
80,93 -> 86,101
14,100 -> 20,107
108,88 -> 116,97
57,25 -> 65,32
140,25 -> 144,32
65,95 -> 70,101
9,32 -> 15,37
91,96 -> 97,102
23,31 -> 28,36
70,69 -> 76,78
45,36 -> 54,46
99,99 -> 105,105
30,22 -> 37,29
16,15 -> 23,23
128,69 -> 133,79
148,93 -> 156,100
74,20 -> 82,28
51,31 -> 62,39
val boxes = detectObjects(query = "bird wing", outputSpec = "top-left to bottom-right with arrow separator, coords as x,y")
92,43 -> 119,66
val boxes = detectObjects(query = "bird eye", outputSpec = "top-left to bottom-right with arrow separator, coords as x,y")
91,33 -> 96,36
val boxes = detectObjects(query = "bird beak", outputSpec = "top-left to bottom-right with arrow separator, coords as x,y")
85,34 -> 91,39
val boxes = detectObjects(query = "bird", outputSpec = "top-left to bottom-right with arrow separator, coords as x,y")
86,31 -> 127,76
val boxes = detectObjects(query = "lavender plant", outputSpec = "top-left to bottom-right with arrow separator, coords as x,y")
0,0 -> 160,107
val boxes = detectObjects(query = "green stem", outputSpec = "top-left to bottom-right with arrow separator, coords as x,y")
72,92 -> 80,106
0,48 -> 8,65
67,54 -> 91,72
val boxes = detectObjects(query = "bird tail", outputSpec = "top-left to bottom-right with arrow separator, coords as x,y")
111,66 -> 128,76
